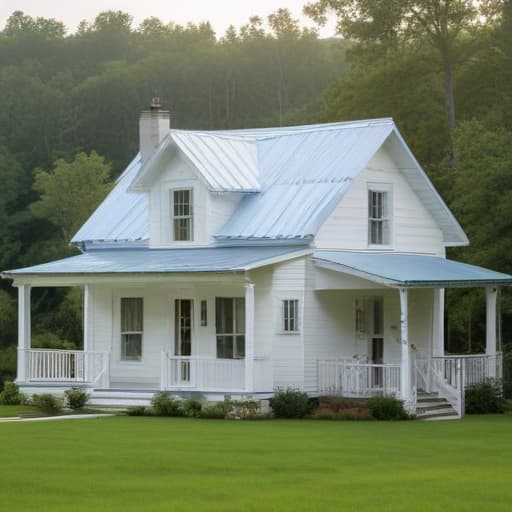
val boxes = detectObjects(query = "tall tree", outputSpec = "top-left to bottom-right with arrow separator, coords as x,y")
304,0 -> 488,165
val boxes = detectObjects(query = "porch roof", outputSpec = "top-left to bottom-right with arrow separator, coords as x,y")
2,246 -> 310,277
313,251 -> 512,288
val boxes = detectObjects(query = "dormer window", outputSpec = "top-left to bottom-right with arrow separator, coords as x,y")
172,189 -> 193,241
368,184 -> 392,246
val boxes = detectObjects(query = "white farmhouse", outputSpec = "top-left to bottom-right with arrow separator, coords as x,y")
3,101 -> 511,418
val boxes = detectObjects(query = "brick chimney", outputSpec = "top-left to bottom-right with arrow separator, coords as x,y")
139,97 -> 170,162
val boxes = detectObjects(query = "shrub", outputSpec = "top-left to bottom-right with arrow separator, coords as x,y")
0,381 -> 27,405
270,388 -> 311,419
64,388 -> 89,410
199,398 -> 233,419
183,398 -> 203,418
127,406 -> 147,416
367,396 -> 408,420
465,379 -> 505,414
151,392 -> 183,417
231,399 -> 260,419
32,393 -> 64,415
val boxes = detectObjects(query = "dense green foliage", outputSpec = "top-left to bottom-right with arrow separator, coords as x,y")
0,381 -> 27,405
465,379 -> 506,414
31,393 -> 64,415
150,391 -> 184,416
367,396 -> 409,420
270,388 -> 311,418
1,416 -> 512,510
64,387 -> 89,410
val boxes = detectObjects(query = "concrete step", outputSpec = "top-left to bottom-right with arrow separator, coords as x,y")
421,411 -> 460,421
416,402 -> 453,412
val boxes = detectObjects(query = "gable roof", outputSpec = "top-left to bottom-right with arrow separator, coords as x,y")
71,118 -> 468,246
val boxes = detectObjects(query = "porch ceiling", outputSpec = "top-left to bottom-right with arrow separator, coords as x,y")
2,245 -> 311,277
313,251 -> 512,288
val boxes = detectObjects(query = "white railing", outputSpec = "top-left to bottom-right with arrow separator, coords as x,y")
445,353 -> 503,387
26,349 -> 110,387
318,359 -> 401,398
431,357 -> 465,416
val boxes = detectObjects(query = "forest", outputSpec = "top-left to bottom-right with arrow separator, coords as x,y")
0,1 -> 511,391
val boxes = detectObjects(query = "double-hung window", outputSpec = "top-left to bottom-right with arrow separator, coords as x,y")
121,297 -> 143,361
368,185 -> 391,246
215,298 -> 245,359
172,189 -> 193,241
282,299 -> 299,333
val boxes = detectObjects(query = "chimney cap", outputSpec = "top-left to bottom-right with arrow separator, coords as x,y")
150,97 -> 161,111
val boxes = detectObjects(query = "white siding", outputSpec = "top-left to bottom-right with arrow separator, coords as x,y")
270,258 -> 306,389
315,145 -> 445,255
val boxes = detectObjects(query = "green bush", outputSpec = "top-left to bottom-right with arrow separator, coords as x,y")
127,406 -> 147,416
270,388 -> 311,419
183,398 -> 203,418
199,399 -> 233,419
32,393 -> 64,415
367,396 -> 408,420
232,399 -> 260,419
64,388 -> 89,410
0,381 -> 27,405
151,392 -> 183,417
465,379 -> 505,414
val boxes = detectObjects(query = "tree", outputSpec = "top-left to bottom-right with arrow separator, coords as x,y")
304,0 -> 488,165
31,151 -> 112,241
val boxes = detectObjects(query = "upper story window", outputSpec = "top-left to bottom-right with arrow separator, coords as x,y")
282,299 -> 299,333
172,189 -> 193,241
368,185 -> 392,246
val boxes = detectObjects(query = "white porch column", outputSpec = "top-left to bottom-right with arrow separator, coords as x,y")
486,287 -> 498,378
399,287 -> 412,408
16,284 -> 31,383
432,288 -> 445,357
244,282 -> 255,394
83,284 -> 90,382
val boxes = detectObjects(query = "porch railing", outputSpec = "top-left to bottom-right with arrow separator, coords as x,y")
318,359 -> 401,398
160,354 -> 273,393
445,353 -> 503,387
25,349 -> 110,388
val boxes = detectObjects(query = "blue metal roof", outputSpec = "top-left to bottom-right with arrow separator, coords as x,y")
313,251 -> 512,287
3,246 -> 309,276
70,118 -> 468,246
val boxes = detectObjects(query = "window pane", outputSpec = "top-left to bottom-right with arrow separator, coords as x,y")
216,298 -> 233,334
235,298 -> 245,333
216,335 -> 233,359
200,300 -> 207,326
122,333 -> 142,360
121,298 -> 143,332
235,336 -> 245,358
283,300 -> 299,332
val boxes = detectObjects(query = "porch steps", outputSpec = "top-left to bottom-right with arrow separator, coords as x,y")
89,389 -> 157,408
415,392 -> 459,421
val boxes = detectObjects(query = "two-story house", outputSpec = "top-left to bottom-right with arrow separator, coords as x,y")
3,100 -> 511,417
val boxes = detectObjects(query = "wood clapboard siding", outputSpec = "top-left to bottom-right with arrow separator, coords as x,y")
315,145 -> 445,255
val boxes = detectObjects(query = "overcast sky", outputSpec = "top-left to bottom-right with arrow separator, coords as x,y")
0,1 -> 337,38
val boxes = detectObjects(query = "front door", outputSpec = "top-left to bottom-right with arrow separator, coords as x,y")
174,299 -> 193,382
370,298 -> 384,388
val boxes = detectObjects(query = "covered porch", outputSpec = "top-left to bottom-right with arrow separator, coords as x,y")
312,250 -> 512,416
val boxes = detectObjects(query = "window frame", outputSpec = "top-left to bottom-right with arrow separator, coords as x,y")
120,297 -> 144,362
281,299 -> 300,334
215,297 -> 245,359
171,188 -> 194,242
367,183 -> 393,248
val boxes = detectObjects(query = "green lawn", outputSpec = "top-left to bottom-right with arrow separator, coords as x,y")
1,415 -> 511,511
0,404 -> 37,417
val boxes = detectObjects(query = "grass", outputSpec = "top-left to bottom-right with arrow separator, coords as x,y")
0,404 -> 37,417
1,415 -> 512,511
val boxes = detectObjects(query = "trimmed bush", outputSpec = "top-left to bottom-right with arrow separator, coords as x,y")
0,381 -> 27,405
127,406 -> 147,416
465,379 -> 505,414
64,388 -> 89,410
32,393 -> 64,415
199,399 -> 233,419
151,392 -> 183,417
183,398 -> 203,418
232,399 -> 260,419
367,396 -> 408,420
270,388 -> 311,419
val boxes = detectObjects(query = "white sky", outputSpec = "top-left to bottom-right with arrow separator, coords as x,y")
0,1 -> 337,38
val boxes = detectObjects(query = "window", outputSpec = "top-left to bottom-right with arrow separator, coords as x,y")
121,298 -> 143,361
175,299 -> 192,356
368,188 -> 391,245
172,189 -> 193,241
215,298 -> 245,359
282,300 -> 299,332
